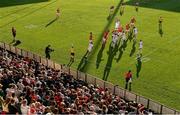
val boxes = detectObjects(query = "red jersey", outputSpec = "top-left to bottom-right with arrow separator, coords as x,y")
126,24 -> 130,30
126,72 -> 132,79
103,31 -> 109,39
117,26 -> 123,33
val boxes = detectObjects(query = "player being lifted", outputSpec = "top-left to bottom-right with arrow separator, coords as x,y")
115,18 -> 120,30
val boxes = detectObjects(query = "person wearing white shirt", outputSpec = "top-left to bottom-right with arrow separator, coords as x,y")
139,40 -> 143,54
115,19 -> 120,30
85,42 -> 93,58
133,27 -> 138,43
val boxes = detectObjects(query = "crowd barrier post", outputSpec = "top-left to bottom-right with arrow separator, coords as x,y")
76,70 -> 79,80
85,74 -> 87,83
3,42 -> 5,50
53,62 -> 55,69
147,99 -> 150,109
68,67 -> 70,74
15,47 -> 17,55
124,90 -> 126,99
104,81 -> 105,89
160,104 -> 163,114
94,78 -> 96,86
26,51 -> 28,57
9,44 -> 11,52
46,59 -> 48,67
113,85 -> 118,95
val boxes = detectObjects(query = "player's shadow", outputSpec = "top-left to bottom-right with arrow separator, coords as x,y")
45,18 -> 57,27
128,31 -> 134,42
77,53 -> 88,71
96,45 -> 105,69
67,59 -> 74,67
136,58 -> 142,78
103,41 -> 120,81
129,42 -> 136,57
159,24 -> 163,37
116,45 -> 123,62
13,40 -> 21,46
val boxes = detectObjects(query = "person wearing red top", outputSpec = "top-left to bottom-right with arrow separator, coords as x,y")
125,70 -> 132,90
130,17 -> 136,26
117,26 -> 123,36
102,30 -> 109,46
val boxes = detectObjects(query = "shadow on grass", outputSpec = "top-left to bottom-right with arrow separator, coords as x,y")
77,0 -> 124,72
136,58 -> 142,78
129,42 -> 136,57
45,18 -> 57,27
13,40 -> 21,46
77,53 -> 88,71
124,0 -> 180,13
103,41 -> 120,81
0,0 -> 57,28
96,45 -> 105,69
0,0 -> 50,8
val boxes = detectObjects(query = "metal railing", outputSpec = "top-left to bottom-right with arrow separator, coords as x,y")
0,42 -> 179,114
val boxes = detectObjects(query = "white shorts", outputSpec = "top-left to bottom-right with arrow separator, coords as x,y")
102,38 -> 106,43
130,23 -> 135,26
118,32 -> 122,36
88,47 -> 92,52
89,40 -> 93,43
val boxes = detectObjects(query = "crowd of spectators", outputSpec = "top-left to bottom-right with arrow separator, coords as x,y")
0,48 -> 153,114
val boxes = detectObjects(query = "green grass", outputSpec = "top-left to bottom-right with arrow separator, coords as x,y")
0,0 -> 180,110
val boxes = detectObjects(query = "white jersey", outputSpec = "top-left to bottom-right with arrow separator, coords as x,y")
134,28 -> 138,35
139,41 -> 143,49
122,33 -> 126,41
112,34 -> 118,43
88,43 -> 93,52
115,21 -> 120,29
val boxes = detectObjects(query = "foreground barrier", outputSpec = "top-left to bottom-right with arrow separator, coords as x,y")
0,42 -> 179,114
